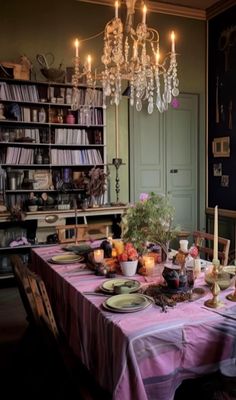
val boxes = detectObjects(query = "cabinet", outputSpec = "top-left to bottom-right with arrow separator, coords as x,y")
0,77 -> 111,277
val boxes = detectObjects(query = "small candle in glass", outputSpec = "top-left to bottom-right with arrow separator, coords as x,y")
94,249 -> 104,263
112,248 -> 117,258
145,256 -> 155,275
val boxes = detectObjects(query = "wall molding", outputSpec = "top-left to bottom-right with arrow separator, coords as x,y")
207,0 -> 236,19
77,0 -> 206,20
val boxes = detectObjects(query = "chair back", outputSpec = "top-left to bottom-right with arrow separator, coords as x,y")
56,222 -> 112,244
10,255 -> 38,322
10,255 -> 59,339
192,230 -> 230,266
26,268 -> 59,339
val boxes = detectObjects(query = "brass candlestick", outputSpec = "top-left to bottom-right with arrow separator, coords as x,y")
110,158 -> 125,205
226,278 -> 236,302
204,281 -> 224,308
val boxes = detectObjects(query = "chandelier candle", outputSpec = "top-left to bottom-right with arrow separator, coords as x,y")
115,1 -> 119,18
171,31 -> 175,53
87,55 -> 91,72
142,5 -> 147,24
75,38 -> 79,57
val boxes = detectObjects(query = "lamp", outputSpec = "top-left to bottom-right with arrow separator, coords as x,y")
71,0 -> 180,114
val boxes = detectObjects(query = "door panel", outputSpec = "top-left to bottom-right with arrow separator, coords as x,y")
166,94 -> 198,231
130,93 -> 198,232
130,107 -> 165,199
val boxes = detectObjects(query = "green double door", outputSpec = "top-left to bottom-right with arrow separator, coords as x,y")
129,93 -> 198,232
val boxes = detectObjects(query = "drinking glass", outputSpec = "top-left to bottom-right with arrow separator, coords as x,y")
186,267 -> 195,293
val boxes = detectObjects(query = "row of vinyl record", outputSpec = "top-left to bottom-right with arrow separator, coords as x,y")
0,82 -> 103,106
4,147 -> 103,165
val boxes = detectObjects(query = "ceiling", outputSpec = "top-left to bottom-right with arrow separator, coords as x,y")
153,0 -> 220,11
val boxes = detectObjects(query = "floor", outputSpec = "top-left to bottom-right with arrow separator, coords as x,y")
1,278 -> 236,400
0,278 -> 110,400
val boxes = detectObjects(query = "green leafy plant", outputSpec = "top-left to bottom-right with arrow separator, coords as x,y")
121,192 -> 180,257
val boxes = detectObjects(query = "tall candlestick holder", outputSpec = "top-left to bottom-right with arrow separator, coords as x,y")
204,258 -> 225,308
110,158 -> 125,205
204,281 -> 224,308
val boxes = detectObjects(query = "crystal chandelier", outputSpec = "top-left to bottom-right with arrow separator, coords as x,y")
72,0 -> 179,114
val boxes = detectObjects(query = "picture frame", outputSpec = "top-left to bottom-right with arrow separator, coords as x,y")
33,170 -> 52,190
212,136 -> 230,157
213,163 -> 222,176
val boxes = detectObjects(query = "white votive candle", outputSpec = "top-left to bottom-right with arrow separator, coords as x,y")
94,249 -> 104,263
145,256 -> 155,275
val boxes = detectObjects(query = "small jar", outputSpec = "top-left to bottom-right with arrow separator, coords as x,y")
2,131 -> 9,142
38,108 -> 46,123
66,112 -> 75,124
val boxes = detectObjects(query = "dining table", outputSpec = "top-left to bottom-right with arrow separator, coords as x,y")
30,245 -> 236,400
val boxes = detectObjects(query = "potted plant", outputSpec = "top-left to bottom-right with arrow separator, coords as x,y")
84,167 -> 109,207
117,242 -> 139,277
121,192 -> 180,259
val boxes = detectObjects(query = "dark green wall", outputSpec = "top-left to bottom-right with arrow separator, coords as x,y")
0,0 -> 206,219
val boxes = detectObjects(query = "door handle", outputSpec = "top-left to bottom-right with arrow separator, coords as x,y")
169,169 -> 178,173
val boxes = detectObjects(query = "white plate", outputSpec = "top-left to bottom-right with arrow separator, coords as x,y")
50,253 -> 83,264
100,278 -> 141,294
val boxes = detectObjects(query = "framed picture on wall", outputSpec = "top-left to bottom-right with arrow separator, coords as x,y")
212,136 -> 230,157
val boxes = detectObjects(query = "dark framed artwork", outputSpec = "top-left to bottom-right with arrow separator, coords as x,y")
207,4 -> 236,212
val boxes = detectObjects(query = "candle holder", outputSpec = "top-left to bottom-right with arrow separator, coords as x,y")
204,281 -> 224,308
226,278 -> 236,302
109,158 -> 125,205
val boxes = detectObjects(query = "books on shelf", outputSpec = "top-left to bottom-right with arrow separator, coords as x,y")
51,149 -> 103,165
54,128 -> 89,145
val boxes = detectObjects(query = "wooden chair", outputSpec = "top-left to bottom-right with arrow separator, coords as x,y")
10,255 -> 38,323
56,222 -> 112,244
10,254 -> 59,338
192,231 -> 230,266
26,268 -> 59,340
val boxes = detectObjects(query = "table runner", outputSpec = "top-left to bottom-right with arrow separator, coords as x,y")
31,246 -> 236,400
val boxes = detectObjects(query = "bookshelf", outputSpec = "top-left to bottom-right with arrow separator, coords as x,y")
0,77 -> 124,276
0,78 -> 106,212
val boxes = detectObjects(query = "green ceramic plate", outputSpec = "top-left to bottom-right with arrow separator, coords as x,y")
50,253 -> 83,264
100,278 -> 141,294
105,293 -> 150,311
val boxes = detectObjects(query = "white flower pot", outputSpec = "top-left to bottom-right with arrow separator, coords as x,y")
120,260 -> 138,277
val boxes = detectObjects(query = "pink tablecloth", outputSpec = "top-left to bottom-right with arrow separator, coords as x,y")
30,246 -> 236,400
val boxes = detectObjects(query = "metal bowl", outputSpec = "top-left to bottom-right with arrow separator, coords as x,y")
40,68 -> 65,83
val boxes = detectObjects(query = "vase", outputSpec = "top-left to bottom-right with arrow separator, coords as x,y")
120,260 -> 138,277
89,195 -> 99,208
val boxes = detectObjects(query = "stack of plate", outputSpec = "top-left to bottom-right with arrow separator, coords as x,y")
103,293 -> 153,313
48,253 -> 84,264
